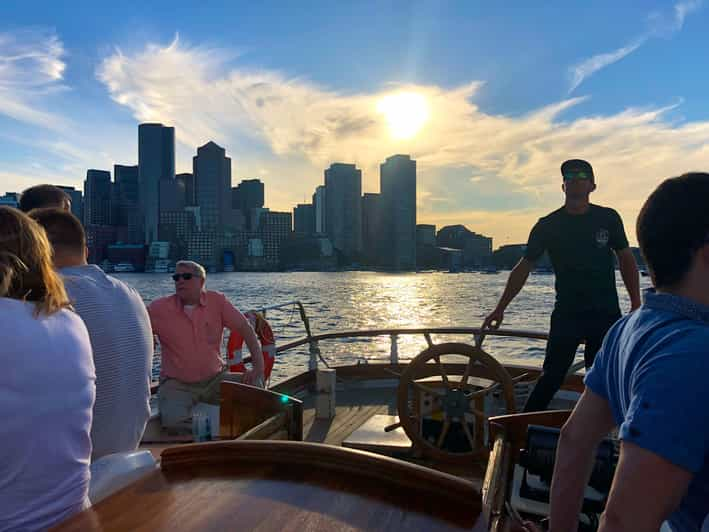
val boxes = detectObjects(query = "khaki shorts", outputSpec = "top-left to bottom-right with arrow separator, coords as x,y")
159,369 -> 244,433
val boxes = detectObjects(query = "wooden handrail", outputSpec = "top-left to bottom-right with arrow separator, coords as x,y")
160,440 -> 480,507
237,412 -> 288,440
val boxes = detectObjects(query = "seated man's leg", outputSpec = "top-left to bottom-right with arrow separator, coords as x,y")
199,369 -> 234,405
158,378 -> 196,433
524,311 -> 581,412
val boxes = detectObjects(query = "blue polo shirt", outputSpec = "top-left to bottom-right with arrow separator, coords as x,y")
585,289 -> 709,531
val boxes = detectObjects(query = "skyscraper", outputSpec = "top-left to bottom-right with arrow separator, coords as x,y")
361,193 -> 383,267
177,173 -> 195,206
232,179 -> 265,230
293,203 -> 315,234
113,165 -> 140,242
324,163 -> 362,261
138,123 -> 175,243
84,169 -> 112,226
380,154 -> 416,270
56,185 -> 83,223
312,185 -> 326,234
193,141 -> 231,231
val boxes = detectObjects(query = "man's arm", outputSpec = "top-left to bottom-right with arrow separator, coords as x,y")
222,299 -> 265,382
598,441 -> 692,532
549,389 -> 616,532
481,258 -> 533,329
615,247 -> 641,310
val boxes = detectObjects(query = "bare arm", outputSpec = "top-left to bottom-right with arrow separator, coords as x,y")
615,247 -> 641,311
599,442 -> 691,531
549,389 -> 616,532
222,300 -> 265,379
481,258 -> 533,329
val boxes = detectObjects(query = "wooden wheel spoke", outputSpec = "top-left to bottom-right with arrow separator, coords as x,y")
436,419 -> 451,448
460,418 -> 476,451
471,382 -> 500,400
461,358 -> 474,385
412,381 -> 445,397
470,406 -> 487,421
434,355 -> 450,387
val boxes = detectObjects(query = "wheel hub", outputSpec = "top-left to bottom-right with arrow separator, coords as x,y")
442,388 -> 469,419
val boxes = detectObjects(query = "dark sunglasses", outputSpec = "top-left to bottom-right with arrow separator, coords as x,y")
172,273 -> 195,281
563,171 -> 592,181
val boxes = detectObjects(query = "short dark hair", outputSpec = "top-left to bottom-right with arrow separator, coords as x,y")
19,185 -> 70,213
637,173 -> 709,288
29,207 -> 86,255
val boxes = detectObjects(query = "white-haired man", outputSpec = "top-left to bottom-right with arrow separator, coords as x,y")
148,260 -> 264,432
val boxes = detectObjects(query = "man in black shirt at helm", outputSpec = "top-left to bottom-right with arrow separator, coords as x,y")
482,159 -> 641,412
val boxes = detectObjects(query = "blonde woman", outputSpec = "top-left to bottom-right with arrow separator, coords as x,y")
0,206 -> 95,531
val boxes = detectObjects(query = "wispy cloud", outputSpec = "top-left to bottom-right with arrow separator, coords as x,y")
568,39 -> 645,94
568,1 -> 702,94
672,0 -> 702,30
0,28 -> 68,130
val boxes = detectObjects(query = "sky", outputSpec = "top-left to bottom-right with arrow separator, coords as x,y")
2,0 -> 709,246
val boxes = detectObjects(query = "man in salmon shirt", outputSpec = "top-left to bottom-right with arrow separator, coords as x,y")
148,260 -> 264,432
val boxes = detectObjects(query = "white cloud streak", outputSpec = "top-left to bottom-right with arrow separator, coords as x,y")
568,40 -> 645,94
0,28 -> 68,130
568,1 -> 702,94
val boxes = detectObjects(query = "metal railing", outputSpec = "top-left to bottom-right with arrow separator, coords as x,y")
245,300 -> 555,373
151,299 -> 586,392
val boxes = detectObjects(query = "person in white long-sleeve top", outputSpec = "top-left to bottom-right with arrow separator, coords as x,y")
0,206 -> 95,531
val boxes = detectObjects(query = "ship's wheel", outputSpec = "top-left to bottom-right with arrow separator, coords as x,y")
396,342 -> 516,463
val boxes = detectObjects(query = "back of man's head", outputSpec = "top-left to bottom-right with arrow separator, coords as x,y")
637,172 -> 709,288
30,207 -> 86,260
19,185 -> 71,213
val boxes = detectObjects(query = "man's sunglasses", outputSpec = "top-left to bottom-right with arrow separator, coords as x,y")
172,273 -> 196,281
563,171 -> 592,181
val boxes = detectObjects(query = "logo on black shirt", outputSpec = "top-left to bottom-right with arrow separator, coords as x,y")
595,228 -> 609,248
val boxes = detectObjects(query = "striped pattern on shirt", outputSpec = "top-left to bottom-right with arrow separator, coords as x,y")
60,265 -> 154,460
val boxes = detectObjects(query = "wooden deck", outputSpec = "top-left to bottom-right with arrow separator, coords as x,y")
301,387 -> 397,445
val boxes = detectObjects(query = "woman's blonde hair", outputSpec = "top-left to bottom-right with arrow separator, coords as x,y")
0,206 -> 70,315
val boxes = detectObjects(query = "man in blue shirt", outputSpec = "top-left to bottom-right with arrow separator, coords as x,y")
547,173 -> 709,531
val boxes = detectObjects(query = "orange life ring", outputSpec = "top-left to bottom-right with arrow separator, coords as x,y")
227,311 -> 276,382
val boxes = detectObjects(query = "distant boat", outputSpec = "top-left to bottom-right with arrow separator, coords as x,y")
113,262 -> 135,273
640,269 -> 650,277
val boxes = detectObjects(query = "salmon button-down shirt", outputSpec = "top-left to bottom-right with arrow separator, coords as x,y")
148,290 -> 250,383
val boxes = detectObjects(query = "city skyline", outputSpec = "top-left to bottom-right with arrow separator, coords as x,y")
2,2 -> 709,245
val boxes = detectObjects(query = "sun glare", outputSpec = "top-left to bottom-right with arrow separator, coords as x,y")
377,92 -> 429,140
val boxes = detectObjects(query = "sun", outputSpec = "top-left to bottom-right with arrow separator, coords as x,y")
376,92 -> 429,140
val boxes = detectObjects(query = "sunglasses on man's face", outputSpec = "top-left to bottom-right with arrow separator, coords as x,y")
563,171 -> 592,181
172,273 -> 195,281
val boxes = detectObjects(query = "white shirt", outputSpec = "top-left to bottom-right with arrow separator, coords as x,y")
60,265 -> 154,460
0,298 -> 95,531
